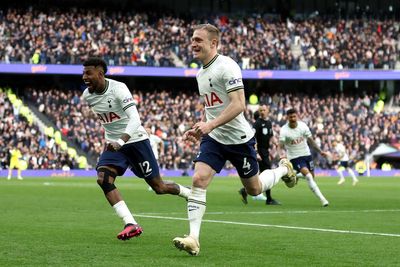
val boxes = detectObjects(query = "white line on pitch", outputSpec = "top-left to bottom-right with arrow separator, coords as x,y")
134,214 -> 400,238
137,209 -> 400,215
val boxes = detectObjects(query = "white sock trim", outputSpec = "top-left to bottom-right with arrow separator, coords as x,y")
113,200 -> 137,225
178,184 -> 191,199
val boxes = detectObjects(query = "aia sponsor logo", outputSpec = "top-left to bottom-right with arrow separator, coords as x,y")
290,137 -> 304,145
204,92 -> 223,107
96,112 -> 121,123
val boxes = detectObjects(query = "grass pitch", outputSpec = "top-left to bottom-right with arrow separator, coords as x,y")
1,176 -> 399,266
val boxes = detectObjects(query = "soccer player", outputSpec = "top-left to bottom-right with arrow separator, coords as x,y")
238,105 -> 280,205
172,24 -> 296,256
279,108 -> 329,207
332,139 -> 359,186
7,143 -> 23,180
145,127 -> 164,161
82,57 -> 190,240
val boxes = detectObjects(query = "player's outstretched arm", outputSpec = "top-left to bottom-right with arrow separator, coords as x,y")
307,137 -> 328,157
110,102 -> 140,151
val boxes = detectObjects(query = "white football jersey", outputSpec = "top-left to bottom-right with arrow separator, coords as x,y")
279,121 -> 312,160
149,134 -> 162,160
196,54 -> 254,145
334,143 -> 349,161
82,78 -> 148,144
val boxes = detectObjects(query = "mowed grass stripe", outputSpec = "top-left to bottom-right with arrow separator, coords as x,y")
135,214 -> 400,238
138,209 -> 400,215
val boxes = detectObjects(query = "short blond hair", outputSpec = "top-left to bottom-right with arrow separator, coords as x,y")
193,23 -> 220,45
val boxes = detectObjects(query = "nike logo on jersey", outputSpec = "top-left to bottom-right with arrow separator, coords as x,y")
243,169 -> 253,175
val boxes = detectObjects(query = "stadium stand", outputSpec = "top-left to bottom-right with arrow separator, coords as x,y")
0,3 -> 399,171
0,7 -> 399,70
20,87 -> 399,170
0,90 -> 78,170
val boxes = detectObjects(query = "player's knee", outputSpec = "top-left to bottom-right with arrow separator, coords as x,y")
192,172 -> 209,188
96,174 -> 105,186
97,168 -> 117,194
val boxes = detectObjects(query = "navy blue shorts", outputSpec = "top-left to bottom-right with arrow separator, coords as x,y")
194,135 -> 258,178
339,161 -> 349,168
97,139 -> 160,179
290,155 -> 314,172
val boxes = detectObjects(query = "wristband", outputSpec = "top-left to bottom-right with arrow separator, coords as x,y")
117,139 -> 126,147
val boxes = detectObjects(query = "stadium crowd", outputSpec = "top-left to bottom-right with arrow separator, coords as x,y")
1,7 -> 399,70
20,87 -> 399,170
0,91 -> 77,170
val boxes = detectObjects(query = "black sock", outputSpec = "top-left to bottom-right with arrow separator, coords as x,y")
266,189 -> 272,201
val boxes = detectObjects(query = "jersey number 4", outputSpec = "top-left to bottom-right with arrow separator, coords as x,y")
243,157 -> 251,170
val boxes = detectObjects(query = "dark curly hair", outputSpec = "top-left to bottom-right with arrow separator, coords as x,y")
83,57 -> 107,74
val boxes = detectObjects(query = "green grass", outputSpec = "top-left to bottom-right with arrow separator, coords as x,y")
1,176 -> 399,266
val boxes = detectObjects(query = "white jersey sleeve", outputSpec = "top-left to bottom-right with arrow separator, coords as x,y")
149,134 -> 162,160
222,59 -> 245,94
115,83 -> 136,112
115,84 -> 141,136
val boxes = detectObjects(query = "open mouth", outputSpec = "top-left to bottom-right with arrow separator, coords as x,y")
193,48 -> 201,57
84,81 -> 92,88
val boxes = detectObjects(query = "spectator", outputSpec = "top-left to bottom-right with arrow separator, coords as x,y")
21,87 -> 399,170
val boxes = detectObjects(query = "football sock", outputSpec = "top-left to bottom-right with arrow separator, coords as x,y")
252,194 -> 267,201
266,189 -> 272,200
305,173 -> 328,202
113,200 -> 137,225
259,168 -> 285,191
337,169 -> 345,180
188,187 -> 206,241
178,184 -> 191,199
348,168 -> 358,182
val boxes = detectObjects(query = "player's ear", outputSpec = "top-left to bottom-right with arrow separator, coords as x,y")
97,68 -> 104,78
210,38 -> 218,49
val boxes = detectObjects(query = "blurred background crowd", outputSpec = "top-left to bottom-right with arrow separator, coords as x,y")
0,91 -> 77,170
1,86 -> 397,170
0,7 -> 399,70
0,1 -> 399,171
